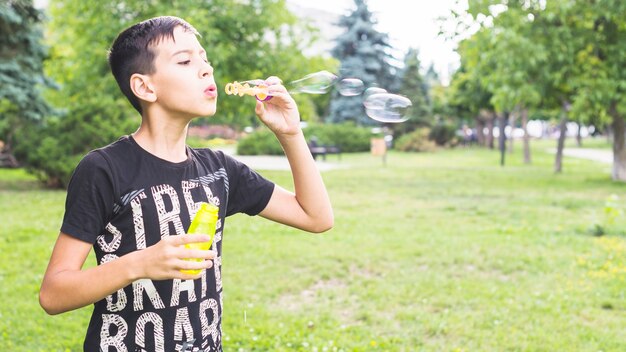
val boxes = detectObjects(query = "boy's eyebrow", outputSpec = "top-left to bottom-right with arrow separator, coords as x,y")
171,49 -> 207,57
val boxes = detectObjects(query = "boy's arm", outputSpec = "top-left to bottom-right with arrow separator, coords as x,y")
39,232 -> 216,315
255,77 -> 334,233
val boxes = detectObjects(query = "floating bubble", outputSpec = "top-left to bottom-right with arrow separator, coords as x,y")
337,78 -> 364,96
362,87 -> 387,101
363,93 -> 412,123
288,70 -> 338,94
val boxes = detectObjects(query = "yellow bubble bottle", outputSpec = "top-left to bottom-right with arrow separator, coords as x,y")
181,202 -> 219,275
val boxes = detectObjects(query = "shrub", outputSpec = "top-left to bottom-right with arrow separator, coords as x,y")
394,128 -> 436,152
236,123 -> 373,155
303,122 -> 371,152
236,128 -> 284,155
429,122 -> 459,146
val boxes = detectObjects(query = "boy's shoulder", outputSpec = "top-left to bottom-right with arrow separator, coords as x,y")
78,135 -> 132,161
187,146 -> 240,174
74,136 -> 135,171
187,145 -> 226,161
187,147 -> 258,180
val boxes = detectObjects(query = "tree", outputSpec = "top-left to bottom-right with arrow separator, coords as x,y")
464,1 -> 546,165
423,63 -> 441,104
453,0 -> 626,180
0,0 -> 54,167
448,27 -> 498,149
448,62 -> 495,148
328,0 -> 396,125
395,48 -> 431,135
22,0 -> 327,187
566,1 -> 626,181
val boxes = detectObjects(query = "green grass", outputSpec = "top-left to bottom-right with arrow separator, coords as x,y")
2,141 -> 626,351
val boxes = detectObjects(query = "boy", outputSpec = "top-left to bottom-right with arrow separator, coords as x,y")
39,16 -> 333,351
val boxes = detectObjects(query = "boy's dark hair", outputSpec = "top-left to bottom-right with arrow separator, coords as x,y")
108,16 -> 199,114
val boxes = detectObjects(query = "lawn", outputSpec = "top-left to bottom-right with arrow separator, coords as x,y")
1,138 -> 625,351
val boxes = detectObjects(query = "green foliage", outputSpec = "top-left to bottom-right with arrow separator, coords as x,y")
429,121 -> 459,146
236,128 -> 284,155
0,0 -> 54,162
303,122 -> 371,152
14,114 -> 121,187
236,123 -> 372,155
395,48 -> 431,135
394,128 -> 436,152
21,0 -> 330,187
328,0 -> 397,125
449,0 -> 626,123
589,194 -> 624,236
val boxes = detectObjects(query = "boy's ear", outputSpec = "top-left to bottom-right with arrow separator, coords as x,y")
129,73 -> 157,103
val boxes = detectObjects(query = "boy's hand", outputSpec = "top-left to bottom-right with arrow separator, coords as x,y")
135,235 -> 217,281
255,76 -> 301,137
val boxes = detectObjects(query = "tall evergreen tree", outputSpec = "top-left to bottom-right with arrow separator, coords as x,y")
0,0 -> 54,167
396,48 -> 431,134
328,0 -> 396,125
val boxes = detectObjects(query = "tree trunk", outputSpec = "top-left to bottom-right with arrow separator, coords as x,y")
610,101 -> 626,181
554,102 -> 570,173
499,112 -> 508,166
475,116 -> 485,146
521,108 -> 531,164
487,111 -> 496,149
576,121 -> 583,147
508,110 -> 516,154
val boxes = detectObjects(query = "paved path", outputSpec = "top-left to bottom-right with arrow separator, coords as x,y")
232,155 -> 345,171
547,148 -> 612,164
222,147 -> 613,170
217,146 -> 345,171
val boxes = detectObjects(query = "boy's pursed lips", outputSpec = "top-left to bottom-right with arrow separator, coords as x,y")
204,84 -> 217,98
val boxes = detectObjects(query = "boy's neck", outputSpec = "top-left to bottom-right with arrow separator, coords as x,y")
132,111 -> 191,163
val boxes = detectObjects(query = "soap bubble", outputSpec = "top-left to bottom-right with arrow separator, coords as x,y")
363,93 -> 412,123
337,78 -> 364,96
289,70 -> 338,94
362,87 -> 387,100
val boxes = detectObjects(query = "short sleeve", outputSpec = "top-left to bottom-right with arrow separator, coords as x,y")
60,151 -> 116,244
223,154 -> 275,217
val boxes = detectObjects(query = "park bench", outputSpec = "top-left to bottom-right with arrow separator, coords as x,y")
0,152 -> 18,168
308,138 -> 341,161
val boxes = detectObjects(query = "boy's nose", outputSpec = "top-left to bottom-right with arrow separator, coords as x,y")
200,63 -> 213,78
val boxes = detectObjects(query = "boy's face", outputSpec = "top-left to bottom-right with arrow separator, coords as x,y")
148,26 -> 217,118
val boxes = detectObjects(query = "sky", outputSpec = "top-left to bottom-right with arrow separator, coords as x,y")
289,0 -> 464,84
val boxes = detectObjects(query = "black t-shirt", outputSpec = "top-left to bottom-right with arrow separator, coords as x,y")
61,136 -> 275,352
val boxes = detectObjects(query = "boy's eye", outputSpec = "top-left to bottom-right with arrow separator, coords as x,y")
178,60 -> 191,65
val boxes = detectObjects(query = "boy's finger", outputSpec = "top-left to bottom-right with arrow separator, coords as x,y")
176,261 -> 212,280
183,249 -> 217,259
255,100 -> 265,116
263,92 -> 293,106
267,85 -> 287,95
174,234 -> 213,245
265,76 -> 282,85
